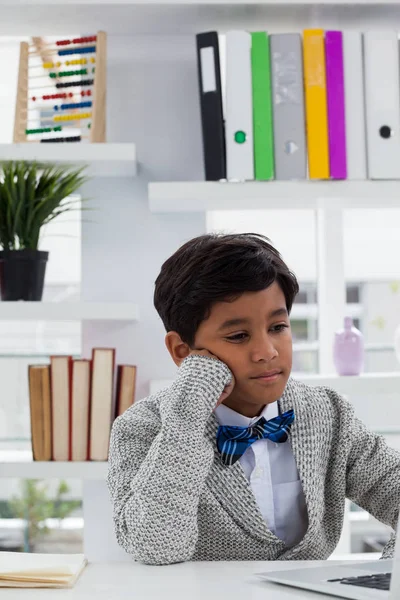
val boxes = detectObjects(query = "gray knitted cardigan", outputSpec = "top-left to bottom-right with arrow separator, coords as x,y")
107,354 -> 400,565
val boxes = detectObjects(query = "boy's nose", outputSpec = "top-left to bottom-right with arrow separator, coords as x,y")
249,338 -> 278,362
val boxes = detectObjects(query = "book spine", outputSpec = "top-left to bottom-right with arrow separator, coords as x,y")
270,33 -> 307,180
67,355 -> 73,461
303,29 -> 330,179
86,358 -> 93,461
89,347 -> 116,461
364,31 -> 400,179
196,31 -> 226,181
115,365 -> 123,419
326,30 -> 347,179
343,31 -> 367,180
50,355 -> 71,462
251,31 -> 274,180
226,30 -> 254,181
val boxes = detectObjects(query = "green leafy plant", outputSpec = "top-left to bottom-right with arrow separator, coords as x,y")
9,479 -> 81,552
0,161 -> 88,251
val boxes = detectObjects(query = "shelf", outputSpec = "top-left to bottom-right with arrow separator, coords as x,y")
150,372 -> 400,394
0,2 -> 398,35
296,372 -> 400,397
149,181 -> 400,212
0,302 -> 139,321
0,144 -> 137,178
0,452 -> 108,479
2,0 -> 397,4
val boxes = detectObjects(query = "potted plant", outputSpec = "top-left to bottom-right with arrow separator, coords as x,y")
0,161 -> 87,301
9,479 -> 81,552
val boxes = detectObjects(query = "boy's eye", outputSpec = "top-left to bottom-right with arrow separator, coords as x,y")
225,324 -> 289,341
271,323 -> 289,333
225,333 -> 248,342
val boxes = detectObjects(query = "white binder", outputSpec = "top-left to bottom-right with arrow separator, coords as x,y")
225,30 -> 254,181
364,31 -> 400,179
343,31 -> 367,180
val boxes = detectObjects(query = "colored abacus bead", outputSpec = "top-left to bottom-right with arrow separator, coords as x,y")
55,78 -> 93,89
58,46 -> 96,57
41,136 -> 81,143
54,111 -> 91,122
25,125 -> 62,135
50,68 -> 87,78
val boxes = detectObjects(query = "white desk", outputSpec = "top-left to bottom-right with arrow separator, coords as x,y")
1,560 -> 363,599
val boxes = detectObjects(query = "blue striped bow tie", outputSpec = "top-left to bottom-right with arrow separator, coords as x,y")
216,408 -> 295,466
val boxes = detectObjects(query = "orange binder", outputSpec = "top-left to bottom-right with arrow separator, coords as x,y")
303,29 -> 330,179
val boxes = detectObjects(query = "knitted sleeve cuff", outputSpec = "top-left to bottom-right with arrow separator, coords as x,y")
160,354 -> 233,422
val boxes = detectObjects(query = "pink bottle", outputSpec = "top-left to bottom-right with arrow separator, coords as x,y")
333,317 -> 364,376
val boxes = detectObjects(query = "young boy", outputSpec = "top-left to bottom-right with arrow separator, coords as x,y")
107,232 -> 400,565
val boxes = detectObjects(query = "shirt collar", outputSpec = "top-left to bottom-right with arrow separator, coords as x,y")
215,400 -> 279,428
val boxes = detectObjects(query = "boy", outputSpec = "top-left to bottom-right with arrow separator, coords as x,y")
107,232 -> 400,565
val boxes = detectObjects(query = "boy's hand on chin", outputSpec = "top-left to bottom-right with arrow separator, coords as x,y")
188,348 -> 235,409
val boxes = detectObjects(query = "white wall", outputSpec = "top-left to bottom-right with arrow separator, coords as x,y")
80,35 -> 207,399
208,209 -> 400,282
2,32 -> 400,554
79,34 -> 208,561
0,37 -> 21,143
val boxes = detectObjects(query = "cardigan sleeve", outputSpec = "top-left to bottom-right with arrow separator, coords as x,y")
107,354 -> 232,565
344,400 -> 400,558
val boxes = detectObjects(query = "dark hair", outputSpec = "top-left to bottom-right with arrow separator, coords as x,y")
154,232 -> 299,347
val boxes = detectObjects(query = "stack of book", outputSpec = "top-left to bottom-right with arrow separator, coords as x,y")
28,348 -> 137,462
196,29 -> 400,182
0,552 -> 87,588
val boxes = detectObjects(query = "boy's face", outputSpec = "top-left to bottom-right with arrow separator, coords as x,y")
193,282 -> 292,417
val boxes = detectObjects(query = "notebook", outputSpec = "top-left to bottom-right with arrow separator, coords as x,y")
0,552 -> 87,588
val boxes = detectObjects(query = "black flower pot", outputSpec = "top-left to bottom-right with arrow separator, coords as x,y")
0,250 -> 49,301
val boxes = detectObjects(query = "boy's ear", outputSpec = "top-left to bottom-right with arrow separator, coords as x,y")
165,331 -> 191,367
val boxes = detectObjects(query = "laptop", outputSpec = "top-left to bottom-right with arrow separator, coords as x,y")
258,518 -> 400,599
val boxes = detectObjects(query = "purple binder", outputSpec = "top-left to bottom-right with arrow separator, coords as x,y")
326,31 -> 347,179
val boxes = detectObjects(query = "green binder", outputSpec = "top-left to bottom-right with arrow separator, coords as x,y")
251,32 -> 275,180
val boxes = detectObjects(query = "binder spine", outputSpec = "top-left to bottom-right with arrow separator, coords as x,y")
270,33 -> 307,180
226,30 -> 254,181
326,31 -> 347,179
251,32 -> 274,181
196,32 -> 226,181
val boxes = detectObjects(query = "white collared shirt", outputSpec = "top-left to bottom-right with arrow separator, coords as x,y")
214,401 -> 308,548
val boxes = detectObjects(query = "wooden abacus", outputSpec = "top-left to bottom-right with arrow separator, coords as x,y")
13,31 -> 106,143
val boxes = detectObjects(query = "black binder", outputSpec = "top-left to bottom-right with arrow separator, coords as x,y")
196,31 -> 226,181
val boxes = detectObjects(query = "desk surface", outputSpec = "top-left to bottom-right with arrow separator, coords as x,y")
1,559 -> 362,599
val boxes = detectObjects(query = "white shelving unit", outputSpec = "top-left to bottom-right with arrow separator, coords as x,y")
0,451 -> 108,480
150,372 -> 400,398
2,0 -> 400,35
149,181 -> 400,212
0,143 -> 137,177
150,372 -> 400,436
0,302 -> 139,321
2,0 -> 399,563
1,0 -> 396,4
